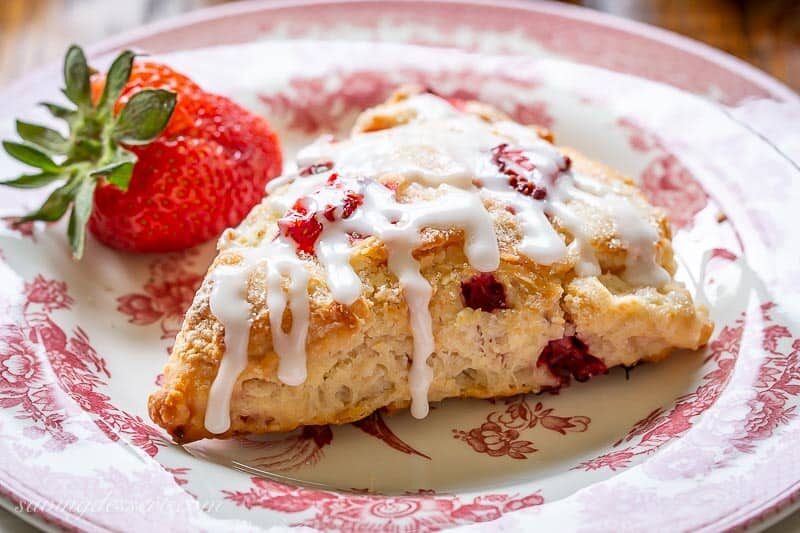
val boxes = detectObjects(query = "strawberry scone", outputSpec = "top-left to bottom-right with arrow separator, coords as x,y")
149,87 -> 713,443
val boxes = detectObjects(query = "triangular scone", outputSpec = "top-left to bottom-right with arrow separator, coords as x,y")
149,87 -> 713,443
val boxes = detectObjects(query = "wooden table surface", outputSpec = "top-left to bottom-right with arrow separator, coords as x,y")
0,0 -> 798,531
0,0 -> 798,91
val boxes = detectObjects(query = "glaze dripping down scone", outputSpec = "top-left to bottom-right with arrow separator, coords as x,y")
148,87 -> 713,443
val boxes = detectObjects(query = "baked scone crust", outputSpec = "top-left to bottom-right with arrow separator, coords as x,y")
149,89 -> 712,443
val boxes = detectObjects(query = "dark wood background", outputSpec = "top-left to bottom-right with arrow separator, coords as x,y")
0,0 -> 798,91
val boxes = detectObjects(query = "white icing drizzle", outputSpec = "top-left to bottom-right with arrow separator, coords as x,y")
205,262 -> 254,434
311,178 -> 499,418
203,93 -> 669,433
265,240 -> 310,386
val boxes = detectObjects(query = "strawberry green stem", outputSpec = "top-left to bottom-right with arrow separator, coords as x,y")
0,45 -> 176,259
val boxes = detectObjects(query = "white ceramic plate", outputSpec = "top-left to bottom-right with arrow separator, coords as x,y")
0,2 -> 799,531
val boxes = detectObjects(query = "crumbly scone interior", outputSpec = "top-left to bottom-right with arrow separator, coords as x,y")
149,86 -> 712,443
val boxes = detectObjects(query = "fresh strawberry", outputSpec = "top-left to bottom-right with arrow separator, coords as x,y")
1,46 -> 282,258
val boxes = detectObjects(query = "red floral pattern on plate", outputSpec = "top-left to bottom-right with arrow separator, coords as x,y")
1,275 -> 168,456
512,101 -> 554,129
575,301 -> 799,472
259,68 -> 546,135
618,118 -> 708,229
453,396 -> 590,459
240,425 -> 334,471
2,217 -> 35,241
237,411 -> 430,471
574,317 -> 739,471
259,71 -> 395,134
25,276 -> 73,312
735,303 -> 800,450
164,466 -> 191,487
0,324 -> 74,452
352,411 -> 431,460
224,477 -> 544,532
117,251 -> 204,353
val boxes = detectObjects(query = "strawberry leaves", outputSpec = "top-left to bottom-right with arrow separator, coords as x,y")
40,102 -> 78,122
67,179 -> 97,258
97,50 -> 136,114
90,150 -> 137,191
19,181 -> 78,222
0,172 -> 62,189
63,45 -> 92,110
2,141 -> 62,172
15,121 -> 69,155
1,45 -> 176,259
113,89 -> 176,144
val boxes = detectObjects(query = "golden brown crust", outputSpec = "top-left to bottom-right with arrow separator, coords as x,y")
148,89 -> 713,444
